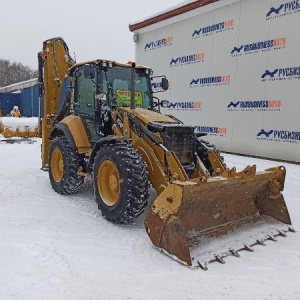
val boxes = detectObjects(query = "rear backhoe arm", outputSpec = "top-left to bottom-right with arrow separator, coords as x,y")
38,37 -> 75,169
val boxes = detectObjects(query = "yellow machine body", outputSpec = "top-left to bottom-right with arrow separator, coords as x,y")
39,37 -> 294,269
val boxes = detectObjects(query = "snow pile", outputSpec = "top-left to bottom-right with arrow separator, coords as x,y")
0,117 -> 39,132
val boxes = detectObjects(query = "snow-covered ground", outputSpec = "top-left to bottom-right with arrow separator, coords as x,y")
0,137 -> 299,300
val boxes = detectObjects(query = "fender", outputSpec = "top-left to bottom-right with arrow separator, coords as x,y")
87,136 -> 131,171
50,115 -> 91,154
49,123 -> 76,149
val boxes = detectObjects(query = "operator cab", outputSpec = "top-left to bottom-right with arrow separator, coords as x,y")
69,60 -> 168,142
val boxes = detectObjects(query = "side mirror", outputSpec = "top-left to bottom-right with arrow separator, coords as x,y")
161,78 -> 169,91
160,100 -> 170,108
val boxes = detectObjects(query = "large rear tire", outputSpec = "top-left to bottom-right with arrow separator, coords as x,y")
93,142 -> 149,224
49,136 -> 84,194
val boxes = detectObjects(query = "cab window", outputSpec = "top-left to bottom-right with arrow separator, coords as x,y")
74,66 -> 96,116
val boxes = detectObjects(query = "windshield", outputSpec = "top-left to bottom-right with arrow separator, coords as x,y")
103,66 -> 152,109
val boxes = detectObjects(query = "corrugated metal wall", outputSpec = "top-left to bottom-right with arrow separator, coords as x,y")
0,93 -> 20,116
0,77 -> 70,118
133,0 -> 300,162
0,79 -> 39,117
19,85 -> 39,117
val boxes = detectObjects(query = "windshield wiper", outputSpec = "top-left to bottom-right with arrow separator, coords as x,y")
107,82 -> 128,107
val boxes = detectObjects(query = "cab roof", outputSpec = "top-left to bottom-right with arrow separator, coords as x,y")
68,59 -> 150,73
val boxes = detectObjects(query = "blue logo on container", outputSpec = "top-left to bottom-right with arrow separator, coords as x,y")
257,128 -> 300,143
227,101 -> 240,108
144,36 -> 173,51
195,126 -> 227,137
170,53 -> 204,67
231,37 -> 286,57
227,100 -> 281,111
190,75 -> 230,87
266,5 -> 285,17
266,1 -> 300,19
261,66 -> 300,81
231,46 -> 244,54
192,20 -> 234,38
168,101 -> 202,110
257,129 -> 274,138
261,69 -> 279,79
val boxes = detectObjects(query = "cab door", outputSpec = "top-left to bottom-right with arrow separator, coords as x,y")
74,65 -> 99,141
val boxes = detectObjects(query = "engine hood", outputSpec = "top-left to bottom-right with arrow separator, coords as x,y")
121,107 -> 178,126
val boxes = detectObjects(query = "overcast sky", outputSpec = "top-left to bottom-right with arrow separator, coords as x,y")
0,0 -> 186,70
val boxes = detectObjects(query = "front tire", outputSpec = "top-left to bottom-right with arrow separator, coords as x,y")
49,136 -> 84,194
93,142 -> 149,224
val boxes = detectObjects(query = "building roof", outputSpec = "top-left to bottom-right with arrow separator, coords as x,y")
129,0 -> 218,32
0,78 -> 38,93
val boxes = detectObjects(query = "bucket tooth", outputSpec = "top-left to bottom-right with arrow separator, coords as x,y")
197,261 -> 208,271
289,227 -> 296,233
267,235 -> 277,242
214,255 -> 226,264
244,244 -> 254,252
256,239 -> 266,246
229,249 -> 240,257
277,230 -> 287,237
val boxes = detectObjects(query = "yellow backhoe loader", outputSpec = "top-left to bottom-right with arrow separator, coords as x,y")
38,37 -> 294,270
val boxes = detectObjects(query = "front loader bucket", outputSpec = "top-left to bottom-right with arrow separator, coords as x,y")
145,166 -> 293,269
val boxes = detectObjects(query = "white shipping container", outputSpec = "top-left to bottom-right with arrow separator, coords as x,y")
129,0 -> 300,162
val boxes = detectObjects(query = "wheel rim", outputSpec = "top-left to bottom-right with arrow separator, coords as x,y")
98,160 -> 120,206
51,148 -> 64,182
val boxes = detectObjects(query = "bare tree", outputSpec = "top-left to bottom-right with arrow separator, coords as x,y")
0,59 -> 38,87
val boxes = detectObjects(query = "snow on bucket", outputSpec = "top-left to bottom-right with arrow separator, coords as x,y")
0,117 -> 39,138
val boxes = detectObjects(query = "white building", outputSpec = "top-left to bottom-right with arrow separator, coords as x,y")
129,0 -> 300,163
